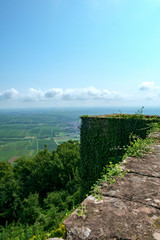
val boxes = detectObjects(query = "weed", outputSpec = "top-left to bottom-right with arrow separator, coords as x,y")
88,162 -> 127,201
77,204 -> 86,216
135,106 -> 144,115
123,133 -> 156,159
154,218 -> 160,228
89,184 -> 103,201
147,122 -> 160,135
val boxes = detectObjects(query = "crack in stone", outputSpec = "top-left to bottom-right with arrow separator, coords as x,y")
112,238 -> 132,240
102,194 -> 160,211
145,202 -> 160,210
128,170 -> 160,179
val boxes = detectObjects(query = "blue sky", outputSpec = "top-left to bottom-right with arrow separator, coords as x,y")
0,0 -> 160,108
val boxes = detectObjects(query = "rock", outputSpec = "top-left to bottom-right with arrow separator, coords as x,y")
46,238 -> 63,240
64,136 -> 160,239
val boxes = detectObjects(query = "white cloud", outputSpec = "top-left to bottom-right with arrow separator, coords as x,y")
62,87 -> 121,101
0,88 -> 19,100
139,81 -> 160,101
0,87 -> 122,103
44,88 -> 63,98
138,82 -> 160,103
63,87 -> 102,100
28,88 -> 43,97
23,88 -> 44,102
139,81 -> 156,91
1,86 -> 160,108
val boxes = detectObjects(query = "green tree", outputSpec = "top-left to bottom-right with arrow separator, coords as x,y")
18,193 -> 41,225
56,140 -> 80,192
0,162 -> 20,224
0,140 -> 81,236
13,156 -> 33,198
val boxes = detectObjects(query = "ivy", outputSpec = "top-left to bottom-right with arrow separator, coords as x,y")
85,162 -> 128,202
123,134 -> 155,159
80,113 -> 160,197
85,120 -> 160,202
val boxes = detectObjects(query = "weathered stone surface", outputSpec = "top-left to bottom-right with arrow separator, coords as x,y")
65,196 -> 160,239
64,137 -> 160,239
100,173 -> 160,208
122,145 -> 160,178
46,238 -> 63,240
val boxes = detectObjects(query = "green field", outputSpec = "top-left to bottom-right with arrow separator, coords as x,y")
0,109 -> 80,162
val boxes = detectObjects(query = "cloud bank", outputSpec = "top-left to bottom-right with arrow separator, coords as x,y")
139,81 -> 159,91
0,82 -> 160,108
0,88 -> 19,100
0,87 -> 122,102
139,81 -> 160,102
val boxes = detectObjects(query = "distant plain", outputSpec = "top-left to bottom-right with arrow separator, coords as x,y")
0,109 -> 81,162
0,107 -> 159,162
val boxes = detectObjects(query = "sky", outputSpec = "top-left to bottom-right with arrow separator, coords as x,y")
0,0 -> 160,109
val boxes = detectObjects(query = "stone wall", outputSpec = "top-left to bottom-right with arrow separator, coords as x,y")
64,132 -> 160,240
80,114 -> 158,196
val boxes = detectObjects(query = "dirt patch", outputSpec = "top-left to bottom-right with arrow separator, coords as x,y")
8,156 -> 19,163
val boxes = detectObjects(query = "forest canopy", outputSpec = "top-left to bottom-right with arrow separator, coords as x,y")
0,140 -> 81,240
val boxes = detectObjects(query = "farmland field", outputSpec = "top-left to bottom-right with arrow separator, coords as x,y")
1,106 -> 159,162
0,109 -> 80,162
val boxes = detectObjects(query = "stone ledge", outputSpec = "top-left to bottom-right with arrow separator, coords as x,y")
65,196 -> 160,240
64,135 -> 160,240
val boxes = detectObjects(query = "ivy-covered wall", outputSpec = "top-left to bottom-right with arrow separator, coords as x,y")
80,114 -> 159,196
